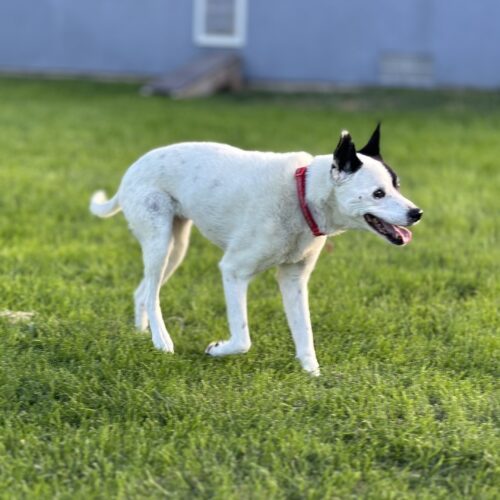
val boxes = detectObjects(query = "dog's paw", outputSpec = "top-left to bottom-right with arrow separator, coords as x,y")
152,334 -> 174,353
134,315 -> 149,333
205,340 -> 250,357
298,355 -> 320,377
306,366 -> 321,377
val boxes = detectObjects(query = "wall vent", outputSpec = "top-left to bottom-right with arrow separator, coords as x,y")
379,53 -> 434,87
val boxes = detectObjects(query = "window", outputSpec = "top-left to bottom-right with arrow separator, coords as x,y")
194,0 -> 247,48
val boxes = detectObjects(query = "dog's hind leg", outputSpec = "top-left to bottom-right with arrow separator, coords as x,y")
141,225 -> 175,352
126,192 -> 176,352
134,217 -> 191,332
161,217 -> 192,286
277,251 -> 322,376
134,279 -> 148,331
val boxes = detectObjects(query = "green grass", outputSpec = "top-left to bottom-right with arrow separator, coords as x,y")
0,78 -> 499,499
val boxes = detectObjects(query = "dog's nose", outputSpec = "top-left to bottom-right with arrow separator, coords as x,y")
407,207 -> 423,223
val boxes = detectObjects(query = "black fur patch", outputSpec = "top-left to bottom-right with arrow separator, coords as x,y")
358,123 -> 400,189
333,132 -> 363,174
358,123 -> 381,157
381,160 -> 400,189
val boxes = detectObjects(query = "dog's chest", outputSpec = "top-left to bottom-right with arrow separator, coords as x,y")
265,231 -> 326,269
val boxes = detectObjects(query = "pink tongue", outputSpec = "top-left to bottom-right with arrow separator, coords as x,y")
394,226 -> 412,244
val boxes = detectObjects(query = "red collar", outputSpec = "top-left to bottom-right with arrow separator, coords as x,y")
295,166 -> 325,237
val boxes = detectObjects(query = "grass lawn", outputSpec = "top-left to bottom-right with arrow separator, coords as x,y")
0,78 -> 498,499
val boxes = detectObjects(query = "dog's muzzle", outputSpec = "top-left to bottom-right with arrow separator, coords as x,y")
364,213 -> 413,246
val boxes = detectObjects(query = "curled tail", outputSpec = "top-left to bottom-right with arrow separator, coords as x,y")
89,190 -> 122,218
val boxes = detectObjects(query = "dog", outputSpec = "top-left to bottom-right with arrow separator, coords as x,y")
90,124 -> 422,375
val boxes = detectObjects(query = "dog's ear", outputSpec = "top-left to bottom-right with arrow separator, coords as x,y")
333,130 -> 362,174
358,122 -> 381,158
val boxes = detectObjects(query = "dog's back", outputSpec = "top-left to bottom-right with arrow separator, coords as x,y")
118,142 -> 312,248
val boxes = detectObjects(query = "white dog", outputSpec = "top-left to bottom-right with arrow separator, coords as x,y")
90,125 -> 422,375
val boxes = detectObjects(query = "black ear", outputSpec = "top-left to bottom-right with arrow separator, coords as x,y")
358,122 -> 381,158
333,131 -> 363,173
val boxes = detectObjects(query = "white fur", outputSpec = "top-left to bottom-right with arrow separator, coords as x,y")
90,140 -> 418,375
90,190 -> 121,218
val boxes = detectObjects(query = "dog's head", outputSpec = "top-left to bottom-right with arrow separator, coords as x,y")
331,124 -> 422,246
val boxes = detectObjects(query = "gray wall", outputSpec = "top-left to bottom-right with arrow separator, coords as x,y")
432,0 -> 500,87
0,0 -> 199,76
245,0 -> 500,88
0,0 -> 499,88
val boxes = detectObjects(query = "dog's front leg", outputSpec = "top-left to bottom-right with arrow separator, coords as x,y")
205,263 -> 251,356
277,257 -> 320,376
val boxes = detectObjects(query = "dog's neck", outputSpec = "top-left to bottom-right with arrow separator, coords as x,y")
304,156 -> 350,236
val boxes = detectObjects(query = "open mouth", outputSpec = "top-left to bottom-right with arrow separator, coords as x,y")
364,214 -> 412,246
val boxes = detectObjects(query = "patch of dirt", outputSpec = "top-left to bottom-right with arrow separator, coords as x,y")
0,310 -> 36,323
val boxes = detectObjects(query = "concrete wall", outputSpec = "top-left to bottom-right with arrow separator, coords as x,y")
0,0 -> 499,88
0,0 -> 200,76
245,0 -> 500,88
432,0 -> 500,87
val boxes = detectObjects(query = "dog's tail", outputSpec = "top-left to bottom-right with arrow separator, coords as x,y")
89,190 -> 121,218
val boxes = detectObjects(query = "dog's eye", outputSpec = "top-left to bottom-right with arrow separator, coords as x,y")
373,189 -> 386,199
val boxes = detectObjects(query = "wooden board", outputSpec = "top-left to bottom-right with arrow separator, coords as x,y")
141,52 -> 242,98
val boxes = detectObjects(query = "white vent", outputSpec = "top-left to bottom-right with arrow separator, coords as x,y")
194,0 -> 247,48
380,53 -> 434,87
